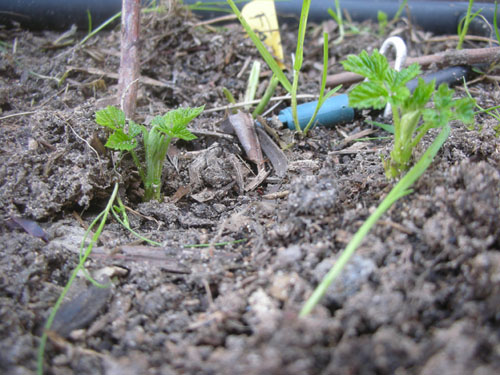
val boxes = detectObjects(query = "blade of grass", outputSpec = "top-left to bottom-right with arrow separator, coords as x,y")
366,120 -> 395,134
392,0 -> 408,22
244,61 -> 261,110
253,74 -> 279,117
303,32 -> 341,134
291,0 -> 312,133
111,206 -> 162,246
300,124 -> 451,316
80,11 -> 122,46
495,1 -> 500,44
37,183 -> 119,375
457,0 -> 482,50
328,0 -> 344,44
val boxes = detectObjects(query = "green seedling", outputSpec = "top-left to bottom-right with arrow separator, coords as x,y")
463,79 -> 500,136
252,74 -> 279,117
79,10 -> 122,46
377,11 -> 389,36
95,105 -> 203,202
37,183 -> 119,375
244,61 -> 261,110
80,1 -> 162,46
342,49 -> 475,178
328,0 -> 345,44
494,1 -> 500,44
457,0 -> 483,50
377,0 -> 407,36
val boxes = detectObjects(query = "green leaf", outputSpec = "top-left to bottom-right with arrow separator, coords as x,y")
153,106 -> 204,130
171,124 -> 197,141
367,120 -> 395,134
105,129 -> 138,151
342,49 -> 389,82
388,63 -> 421,89
404,78 -> 434,111
389,85 -> 411,107
348,81 -> 389,109
152,106 -> 203,140
453,97 -> 475,124
128,120 -> 144,138
433,83 -> 454,110
95,106 -> 125,130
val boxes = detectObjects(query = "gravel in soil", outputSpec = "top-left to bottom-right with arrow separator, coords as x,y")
1,3 -> 499,374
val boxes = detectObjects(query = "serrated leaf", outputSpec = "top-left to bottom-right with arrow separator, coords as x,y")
129,120 -> 144,138
105,129 -> 138,151
171,125 -> 197,141
95,106 -> 125,130
433,83 -> 454,110
453,97 -> 475,124
164,106 -> 204,129
389,85 -> 411,107
404,78 -> 434,111
349,81 -> 389,109
153,106 -> 204,139
389,63 -> 421,89
342,49 -> 389,82
367,120 -> 395,134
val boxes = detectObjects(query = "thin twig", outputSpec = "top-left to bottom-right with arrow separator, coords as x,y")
204,94 -> 318,113
0,111 -> 37,121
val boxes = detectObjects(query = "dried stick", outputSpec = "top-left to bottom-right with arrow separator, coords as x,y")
117,0 -> 141,118
327,47 -> 500,87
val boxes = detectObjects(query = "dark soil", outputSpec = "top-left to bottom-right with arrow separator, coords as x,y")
1,3 -> 500,374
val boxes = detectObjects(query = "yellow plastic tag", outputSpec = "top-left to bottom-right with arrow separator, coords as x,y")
241,0 -> 285,69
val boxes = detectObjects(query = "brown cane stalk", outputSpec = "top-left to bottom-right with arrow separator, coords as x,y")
117,0 -> 141,118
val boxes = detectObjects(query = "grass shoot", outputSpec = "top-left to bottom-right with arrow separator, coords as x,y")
37,183 -> 120,375
457,0 -> 483,50
328,0 -> 344,44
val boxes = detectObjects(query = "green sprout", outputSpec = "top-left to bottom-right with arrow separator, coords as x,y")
341,49 -> 475,178
457,0 -> 482,50
328,0 -> 344,44
38,183 -> 120,375
95,105 -> 203,201
377,0 -> 407,36
495,1 -> 500,44
377,10 -> 388,36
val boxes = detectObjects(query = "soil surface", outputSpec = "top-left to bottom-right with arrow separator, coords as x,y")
1,3 -> 500,374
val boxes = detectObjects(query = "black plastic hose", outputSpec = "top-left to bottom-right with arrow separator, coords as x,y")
0,0 -> 498,35
0,0 -> 150,31
187,0 -> 500,36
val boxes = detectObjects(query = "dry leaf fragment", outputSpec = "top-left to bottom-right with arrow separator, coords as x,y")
255,126 -> 288,177
222,112 -> 265,172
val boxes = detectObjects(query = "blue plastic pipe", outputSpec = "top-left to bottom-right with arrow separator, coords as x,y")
278,95 -> 354,130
